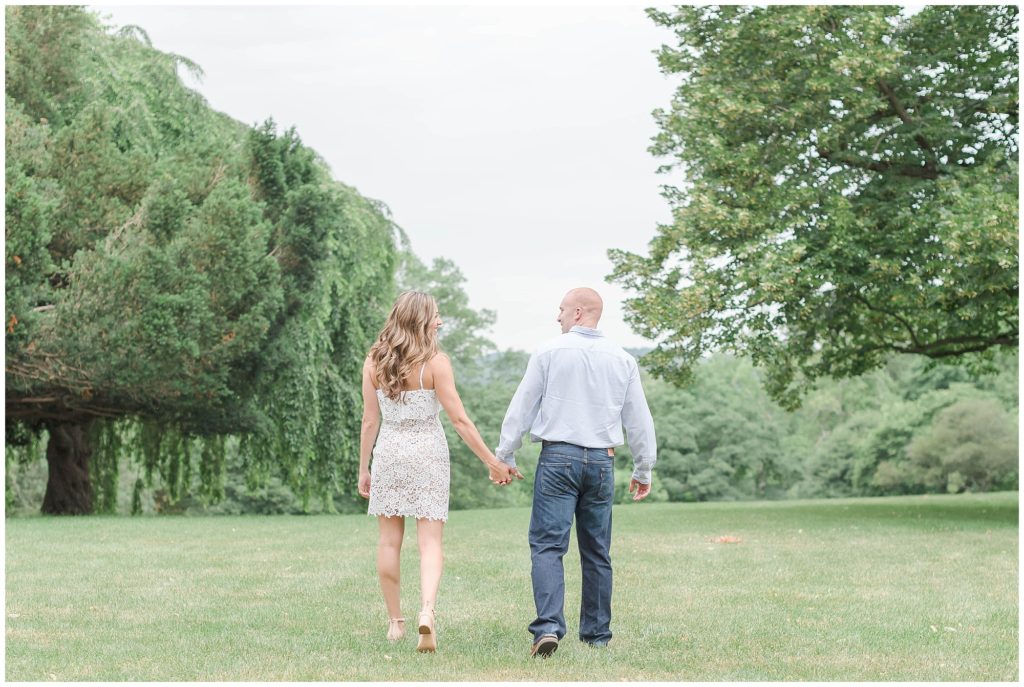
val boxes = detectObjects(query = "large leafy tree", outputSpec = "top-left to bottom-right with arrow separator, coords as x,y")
5,6 -> 396,513
610,5 -> 1018,408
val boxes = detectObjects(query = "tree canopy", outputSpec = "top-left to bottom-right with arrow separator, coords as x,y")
5,6 -> 397,513
609,5 -> 1018,408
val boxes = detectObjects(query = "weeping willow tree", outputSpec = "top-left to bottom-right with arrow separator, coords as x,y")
5,6 -> 397,514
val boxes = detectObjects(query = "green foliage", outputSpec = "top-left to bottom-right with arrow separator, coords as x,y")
633,349 -> 1018,503
235,121 -> 398,510
4,6 -> 397,512
610,5 -> 1018,408
4,434 -> 47,515
884,398 -> 1018,493
7,348 -> 1017,513
4,6 -> 94,127
639,355 -> 799,502
442,352 -> 539,511
790,351 -> 1019,498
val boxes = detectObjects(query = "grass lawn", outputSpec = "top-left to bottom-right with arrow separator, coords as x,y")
5,492 -> 1018,681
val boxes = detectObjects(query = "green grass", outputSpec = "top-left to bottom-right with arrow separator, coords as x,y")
5,492 -> 1018,680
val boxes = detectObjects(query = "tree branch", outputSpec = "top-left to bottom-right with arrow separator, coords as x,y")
876,78 -> 936,157
850,293 -> 922,348
847,293 -> 1017,356
6,395 -> 126,422
876,78 -> 914,125
817,147 -> 941,180
894,334 -> 1018,357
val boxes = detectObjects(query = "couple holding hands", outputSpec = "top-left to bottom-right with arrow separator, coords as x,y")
357,287 -> 656,657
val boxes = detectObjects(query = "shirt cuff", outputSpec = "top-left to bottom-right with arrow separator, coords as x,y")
631,466 -> 652,485
495,450 -> 517,469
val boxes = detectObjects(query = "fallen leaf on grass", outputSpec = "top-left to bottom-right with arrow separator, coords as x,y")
710,535 -> 742,544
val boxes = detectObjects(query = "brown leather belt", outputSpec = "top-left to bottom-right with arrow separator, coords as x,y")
541,440 -> 615,457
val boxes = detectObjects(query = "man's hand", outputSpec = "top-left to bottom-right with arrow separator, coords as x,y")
628,479 -> 651,501
510,467 -> 525,480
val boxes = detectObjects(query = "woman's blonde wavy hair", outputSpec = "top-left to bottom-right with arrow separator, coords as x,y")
368,291 -> 440,401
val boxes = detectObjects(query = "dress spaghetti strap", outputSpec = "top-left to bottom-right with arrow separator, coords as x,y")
419,362 -> 426,390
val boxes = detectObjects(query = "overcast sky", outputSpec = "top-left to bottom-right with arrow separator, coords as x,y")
90,3 -> 677,352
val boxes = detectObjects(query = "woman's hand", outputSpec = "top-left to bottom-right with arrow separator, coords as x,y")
358,470 -> 371,499
488,461 -> 512,486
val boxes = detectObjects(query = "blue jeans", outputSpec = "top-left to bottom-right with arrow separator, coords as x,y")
528,442 -> 614,645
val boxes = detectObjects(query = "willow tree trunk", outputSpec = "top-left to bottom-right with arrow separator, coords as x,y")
41,421 -> 94,515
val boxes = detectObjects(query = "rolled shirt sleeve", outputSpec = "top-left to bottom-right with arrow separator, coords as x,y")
495,352 -> 545,469
621,368 -> 657,484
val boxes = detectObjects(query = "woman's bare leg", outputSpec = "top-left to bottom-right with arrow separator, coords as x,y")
377,516 -> 405,618
416,518 -> 445,611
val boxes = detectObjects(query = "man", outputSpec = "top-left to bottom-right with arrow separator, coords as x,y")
496,287 -> 657,658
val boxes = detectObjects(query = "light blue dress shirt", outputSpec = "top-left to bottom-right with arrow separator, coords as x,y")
495,326 -> 657,484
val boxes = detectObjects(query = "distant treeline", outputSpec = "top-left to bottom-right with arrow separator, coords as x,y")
8,348 -> 1016,515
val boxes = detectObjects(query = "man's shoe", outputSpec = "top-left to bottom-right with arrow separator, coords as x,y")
531,634 -> 559,658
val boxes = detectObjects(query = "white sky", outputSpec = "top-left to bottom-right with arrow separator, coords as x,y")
89,3 -> 678,352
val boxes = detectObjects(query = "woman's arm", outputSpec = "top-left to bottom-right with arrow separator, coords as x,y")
358,357 -> 381,498
431,354 -> 510,482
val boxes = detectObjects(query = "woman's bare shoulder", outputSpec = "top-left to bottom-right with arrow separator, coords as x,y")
426,353 -> 452,383
427,352 -> 451,369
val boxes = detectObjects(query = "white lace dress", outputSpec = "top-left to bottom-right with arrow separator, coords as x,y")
367,370 -> 450,522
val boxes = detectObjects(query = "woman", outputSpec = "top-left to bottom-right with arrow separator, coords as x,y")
358,291 -> 511,653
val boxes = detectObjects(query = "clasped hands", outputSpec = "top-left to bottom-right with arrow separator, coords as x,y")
489,461 -> 524,486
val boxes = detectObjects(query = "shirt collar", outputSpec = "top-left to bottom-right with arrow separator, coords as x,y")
570,325 -> 604,337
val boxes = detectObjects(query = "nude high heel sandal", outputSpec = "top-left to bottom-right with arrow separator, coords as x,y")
386,618 -> 406,642
416,608 -> 436,652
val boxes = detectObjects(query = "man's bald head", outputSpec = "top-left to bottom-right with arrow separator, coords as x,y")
557,287 -> 604,333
